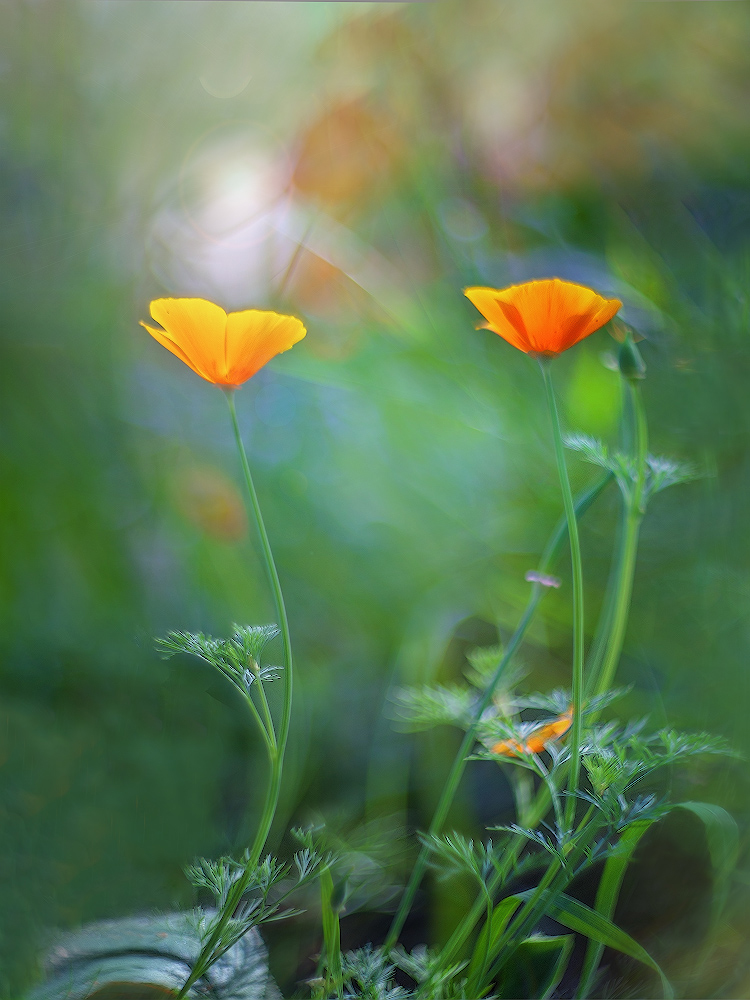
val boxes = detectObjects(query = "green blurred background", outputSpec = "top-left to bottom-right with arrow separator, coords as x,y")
2,1 -> 750,995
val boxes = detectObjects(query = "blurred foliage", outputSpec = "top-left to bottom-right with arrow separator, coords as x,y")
1,1 -> 750,996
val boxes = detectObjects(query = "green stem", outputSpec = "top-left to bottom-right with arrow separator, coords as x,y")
484,807 -> 599,986
584,374 -> 636,695
178,389 -> 294,998
439,787 -> 552,968
226,389 -> 294,767
321,867 -> 344,1000
592,381 -> 648,703
490,857 -> 563,961
540,361 -> 584,831
476,892 -> 493,989
583,516 -> 623,694
243,685 -> 275,757
254,674 -> 278,752
383,472 -> 611,951
442,380 -> 645,970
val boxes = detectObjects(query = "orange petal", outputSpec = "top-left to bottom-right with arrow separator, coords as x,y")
525,712 -> 573,754
148,298 -> 228,383
223,310 -> 307,385
491,738 -> 525,758
464,286 -> 533,352
465,279 -> 621,356
140,321 -> 210,381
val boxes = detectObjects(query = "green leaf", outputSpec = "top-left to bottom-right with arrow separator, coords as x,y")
466,897 -> 520,997
155,625 -> 282,697
389,683 -> 475,731
495,934 -> 574,1000
576,818 -> 654,999
515,889 -> 673,999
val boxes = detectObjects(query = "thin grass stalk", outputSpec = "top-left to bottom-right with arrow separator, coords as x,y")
584,374 -> 637,693
225,389 -> 294,776
591,381 -> 648,701
384,472 -> 611,950
254,674 -> 278,752
477,808 -> 600,991
539,360 -> 585,831
583,514 -> 623,697
177,389 -> 295,997
438,784 -> 554,969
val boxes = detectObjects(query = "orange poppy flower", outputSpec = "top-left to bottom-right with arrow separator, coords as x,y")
140,298 -> 306,387
464,278 -> 621,357
492,708 -> 573,758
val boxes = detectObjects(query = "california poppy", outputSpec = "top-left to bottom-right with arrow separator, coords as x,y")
492,708 -> 573,758
464,278 -> 621,357
140,298 -> 306,387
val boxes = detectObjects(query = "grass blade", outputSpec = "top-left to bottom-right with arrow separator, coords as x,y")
515,888 -> 673,999
496,934 -> 574,1000
576,819 -> 654,998
466,897 -> 520,998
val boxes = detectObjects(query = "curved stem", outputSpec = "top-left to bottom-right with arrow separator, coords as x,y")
540,361 -> 585,831
592,382 -> 648,702
383,471 -> 611,950
178,389 -> 294,998
226,389 -> 294,767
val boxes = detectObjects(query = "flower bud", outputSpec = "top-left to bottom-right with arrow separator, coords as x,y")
618,335 -> 646,381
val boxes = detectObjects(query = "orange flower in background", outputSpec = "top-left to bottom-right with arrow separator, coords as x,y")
492,707 -> 573,758
292,99 -> 402,209
465,278 -> 621,357
140,298 -> 306,387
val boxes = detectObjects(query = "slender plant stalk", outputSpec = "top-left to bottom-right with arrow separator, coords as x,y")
178,389 -> 295,998
440,384 -> 649,980
225,389 -> 294,767
481,807 -> 599,988
321,866 -> 344,1000
254,674 -> 278,752
540,360 -> 584,830
245,689 -> 276,758
582,515 -> 623,695
383,472 -> 611,950
591,381 -> 648,702
438,784 -> 552,968
444,799 -> 597,981
575,382 -> 649,997
582,373 -> 633,695
442,382 -> 648,986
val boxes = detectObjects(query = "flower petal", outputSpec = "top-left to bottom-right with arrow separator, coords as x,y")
491,738 -> 526,758
525,712 -> 573,754
224,310 -> 307,385
466,279 -> 621,356
566,296 -> 622,350
139,321 -> 210,380
148,298 -> 228,383
464,286 -> 533,352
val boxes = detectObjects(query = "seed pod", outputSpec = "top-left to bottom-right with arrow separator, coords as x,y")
618,335 -> 646,381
